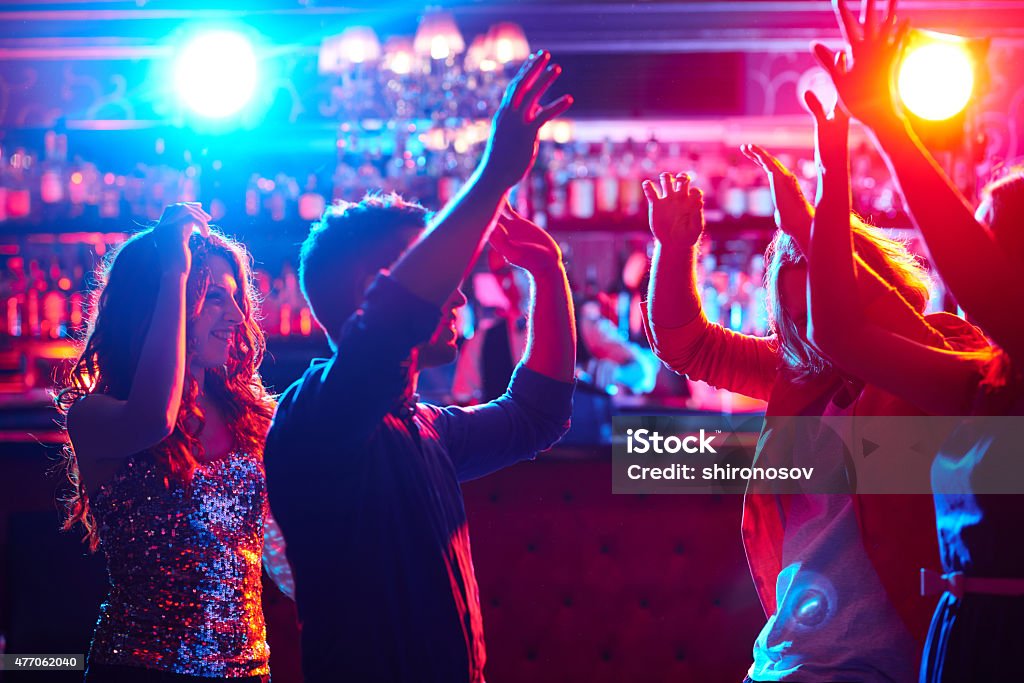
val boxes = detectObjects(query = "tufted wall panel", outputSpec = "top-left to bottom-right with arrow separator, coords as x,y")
462,455 -> 765,683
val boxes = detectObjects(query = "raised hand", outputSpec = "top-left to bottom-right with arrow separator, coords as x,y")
480,50 -> 574,189
151,202 -> 211,275
489,199 -> 564,276
642,173 -> 705,247
806,90 -> 852,171
813,0 -> 909,129
741,143 -> 814,245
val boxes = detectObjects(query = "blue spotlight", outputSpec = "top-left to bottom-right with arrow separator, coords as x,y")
174,29 -> 259,119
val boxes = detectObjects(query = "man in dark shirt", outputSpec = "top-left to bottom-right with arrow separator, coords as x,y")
264,51 -> 576,683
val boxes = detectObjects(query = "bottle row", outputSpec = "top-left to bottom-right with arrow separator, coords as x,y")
0,233 -> 825,342
0,130 -> 908,229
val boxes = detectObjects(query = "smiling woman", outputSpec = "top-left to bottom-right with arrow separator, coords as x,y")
52,203 -> 291,683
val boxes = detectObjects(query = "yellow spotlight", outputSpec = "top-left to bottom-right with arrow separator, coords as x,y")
898,32 -> 975,121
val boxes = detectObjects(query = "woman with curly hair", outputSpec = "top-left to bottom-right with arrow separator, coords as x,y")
56,202 -> 291,682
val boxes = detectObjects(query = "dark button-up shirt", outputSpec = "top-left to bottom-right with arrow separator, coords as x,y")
264,275 -> 574,683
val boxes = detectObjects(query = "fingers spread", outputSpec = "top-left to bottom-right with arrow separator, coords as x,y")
642,180 -> 661,202
862,0 -> 877,39
882,0 -> 898,36
523,64 -> 562,119
534,94 -> 574,128
833,0 -> 862,45
511,51 -> 551,109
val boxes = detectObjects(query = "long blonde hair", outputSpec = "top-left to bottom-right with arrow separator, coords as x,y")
765,217 -> 932,381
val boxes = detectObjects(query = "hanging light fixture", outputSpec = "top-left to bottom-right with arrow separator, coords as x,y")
317,11 -> 531,126
337,26 -> 381,65
382,36 -> 417,75
413,10 -> 465,61
487,22 -> 530,65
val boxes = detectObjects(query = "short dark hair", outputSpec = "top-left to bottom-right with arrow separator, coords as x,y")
299,192 -> 430,344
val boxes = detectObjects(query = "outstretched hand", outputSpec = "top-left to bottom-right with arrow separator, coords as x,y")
489,200 -> 564,276
805,90 -> 852,171
643,173 -> 705,248
813,0 -> 909,129
741,143 -> 814,244
480,51 -> 574,190
151,202 -> 211,276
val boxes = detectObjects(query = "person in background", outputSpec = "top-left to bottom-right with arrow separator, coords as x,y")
57,202 -> 293,683
810,1 -> 1024,679
262,51 -> 577,683
452,209 -> 531,404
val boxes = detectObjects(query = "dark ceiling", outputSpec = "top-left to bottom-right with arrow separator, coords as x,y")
2,0 -> 1023,57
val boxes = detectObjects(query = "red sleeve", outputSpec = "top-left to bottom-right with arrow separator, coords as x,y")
640,302 -> 779,402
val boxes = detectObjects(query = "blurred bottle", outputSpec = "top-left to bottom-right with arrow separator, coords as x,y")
40,130 -> 66,205
245,174 -> 261,218
6,148 -> 33,220
720,164 -> 747,218
0,145 -> 8,223
99,173 -> 122,220
299,174 -> 327,222
528,151 -> 549,229
595,139 -> 619,215
181,153 -> 200,204
546,145 -> 568,221
25,258 -> 44,337
617,138 -> 642,217
69,263 -> 85,332
567,141 -> 595,220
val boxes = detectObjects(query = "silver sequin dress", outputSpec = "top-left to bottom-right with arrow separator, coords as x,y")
88,452 -> 271,678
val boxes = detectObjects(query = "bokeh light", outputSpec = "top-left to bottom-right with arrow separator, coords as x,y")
898,39 -> 974,121
173,29 -> 259,119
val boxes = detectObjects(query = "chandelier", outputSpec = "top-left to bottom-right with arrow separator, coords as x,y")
317,10 -> 531,129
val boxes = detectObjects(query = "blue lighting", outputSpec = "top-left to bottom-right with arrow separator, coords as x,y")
173,30 -> 259,119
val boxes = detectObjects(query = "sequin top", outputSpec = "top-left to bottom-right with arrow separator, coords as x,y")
89,451 -> 270,678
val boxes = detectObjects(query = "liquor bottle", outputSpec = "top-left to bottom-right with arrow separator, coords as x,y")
298,174 -> 327,221
245,174 -> 261,218
267,174 -> 289,222
180,153 -> 200,204
25,259 -> 44,337
69,264 -> 85,332
81,160 -> 101,208
4,257 -> 26,337
567,141 -> 595,220
67,155 -> 87,215
595,139 -> 619,215
6,149 -> 33,220
618,138 -> 642,217
0,145 -> 8,223
528,151 -> 549,229
40,131 -> 66,205
99,173 -> 122,219
720,164 -> 747,218
546,145 -> 568,221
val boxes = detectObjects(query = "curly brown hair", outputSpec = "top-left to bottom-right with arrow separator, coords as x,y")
55,227 -> 275,551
